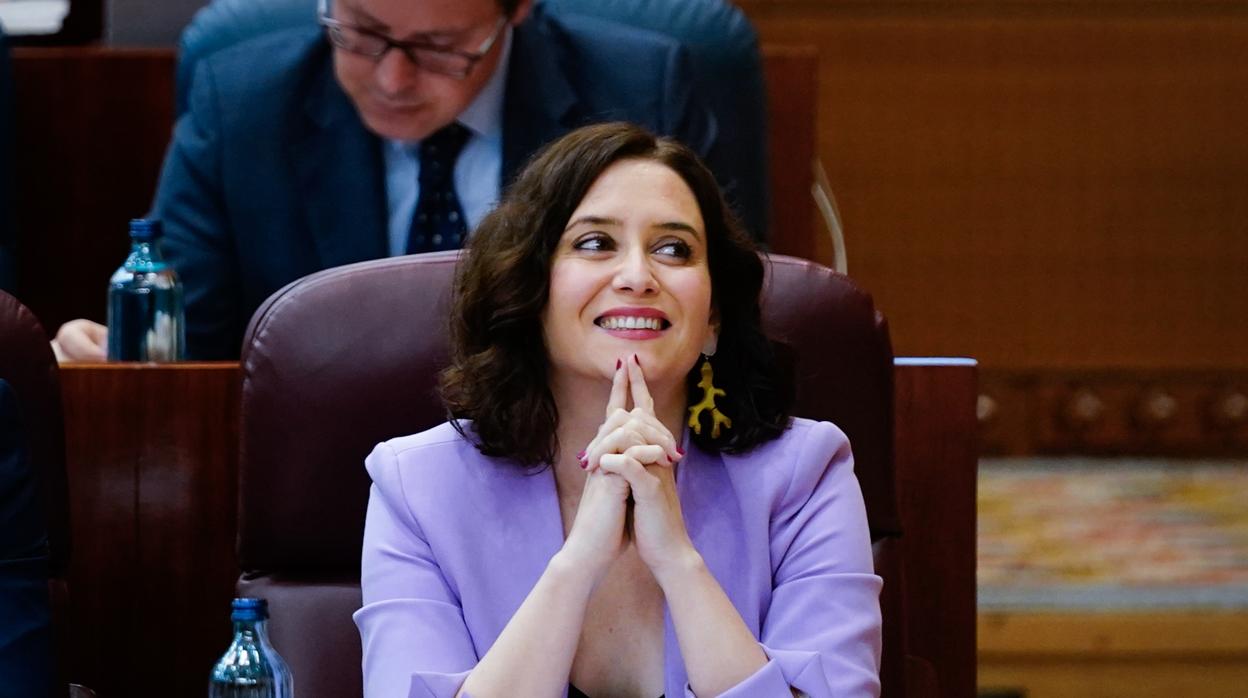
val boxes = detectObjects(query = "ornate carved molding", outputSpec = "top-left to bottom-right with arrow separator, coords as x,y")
980,369 -> 1248,457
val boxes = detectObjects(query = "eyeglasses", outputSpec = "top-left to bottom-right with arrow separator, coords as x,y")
317,1 -> 508,80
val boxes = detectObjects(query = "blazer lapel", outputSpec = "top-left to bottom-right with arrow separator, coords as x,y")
679,445 -> 751,601
289,57 -> 388,270
500,15 -> 579,186
462,457 -> 566,645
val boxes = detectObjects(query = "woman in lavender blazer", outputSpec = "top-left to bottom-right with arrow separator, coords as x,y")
354,123 -> 882,698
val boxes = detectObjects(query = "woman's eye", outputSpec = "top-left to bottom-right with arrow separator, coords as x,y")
573,234 -> 613,252
654,240 -> 693,259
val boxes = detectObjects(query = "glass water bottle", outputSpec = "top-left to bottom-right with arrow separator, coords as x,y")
208,597 -> 294,698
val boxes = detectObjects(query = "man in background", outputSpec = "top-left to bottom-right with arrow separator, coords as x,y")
55,0 -> 741,360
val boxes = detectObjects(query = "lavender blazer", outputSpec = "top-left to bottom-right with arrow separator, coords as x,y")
354,418 -> 883,698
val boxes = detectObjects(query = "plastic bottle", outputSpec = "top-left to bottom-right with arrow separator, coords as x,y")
106,218 -> 185,361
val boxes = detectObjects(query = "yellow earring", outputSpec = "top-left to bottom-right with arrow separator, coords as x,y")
687,354 -> 732,439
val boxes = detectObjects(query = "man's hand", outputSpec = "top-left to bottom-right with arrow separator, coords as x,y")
51,319 -> 108,362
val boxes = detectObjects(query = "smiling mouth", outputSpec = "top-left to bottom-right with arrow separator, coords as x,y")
595,316 -> 671,331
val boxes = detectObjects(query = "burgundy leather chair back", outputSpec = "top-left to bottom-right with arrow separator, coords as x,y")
238,253 -> 898,698
0,291 -> 69,575
0,291 -> 71,695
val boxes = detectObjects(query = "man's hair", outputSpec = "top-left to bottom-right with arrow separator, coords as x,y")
440,122 -> 792,466
498,0 -> 522,16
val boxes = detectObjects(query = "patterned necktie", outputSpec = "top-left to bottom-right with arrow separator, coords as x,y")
407,122 -> 471,254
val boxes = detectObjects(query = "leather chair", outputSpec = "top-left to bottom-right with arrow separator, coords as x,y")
0,291 -> 71,696
173,0 -> 768,239
237,253 -> 926,697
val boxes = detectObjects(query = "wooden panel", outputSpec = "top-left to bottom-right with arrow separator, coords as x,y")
10,48 -> 176,333
979,368 -> 1248,456
979,611 -> 1248,698
894,359 -> 979,698
981,659 -> 1248,698
762,45 -> 823,262
981,611 -> 1248,657
60,363 -> 239,697
741,1 -> 1248,370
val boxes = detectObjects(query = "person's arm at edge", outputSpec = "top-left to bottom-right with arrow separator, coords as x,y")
0,381 -> 54,697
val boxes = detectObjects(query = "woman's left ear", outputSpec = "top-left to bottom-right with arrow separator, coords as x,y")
702,321 -> 720,357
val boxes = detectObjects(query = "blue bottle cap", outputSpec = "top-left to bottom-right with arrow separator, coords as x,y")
128,218 -> 163,242
230,597 -> 270,622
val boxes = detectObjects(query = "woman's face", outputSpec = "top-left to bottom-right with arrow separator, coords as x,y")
542,158 -> 715,394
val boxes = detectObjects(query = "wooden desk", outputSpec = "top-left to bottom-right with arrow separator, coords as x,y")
59,359 -> 975,697
60,363 -> 239,697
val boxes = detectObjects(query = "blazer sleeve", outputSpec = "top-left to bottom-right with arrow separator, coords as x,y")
152,58 -> 243,361
704,421 -> 883,698
354,442 -> 478,698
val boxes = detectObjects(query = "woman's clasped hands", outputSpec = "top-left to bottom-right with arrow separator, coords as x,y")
563,353 -> 700,586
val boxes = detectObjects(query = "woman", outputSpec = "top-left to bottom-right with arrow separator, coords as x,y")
354,123 -> 882,698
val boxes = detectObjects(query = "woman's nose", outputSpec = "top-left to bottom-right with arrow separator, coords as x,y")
612,249 -> 659,296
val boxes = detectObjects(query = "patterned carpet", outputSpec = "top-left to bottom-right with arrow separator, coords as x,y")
978,458 -> 1248,610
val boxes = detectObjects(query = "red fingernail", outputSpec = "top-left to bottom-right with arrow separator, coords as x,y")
633,354 -> 641,366
616,358 -> 622,369
576,450 -> 586,460
676,446 -> 685,456
666,455 -> 673,465
579,459 -> 588,469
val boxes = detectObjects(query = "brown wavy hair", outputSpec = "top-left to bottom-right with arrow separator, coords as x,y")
440,123 -> 791,466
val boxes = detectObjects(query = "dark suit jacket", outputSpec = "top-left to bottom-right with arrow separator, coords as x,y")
0,379 -> 53,698
154,6 -> 722,360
